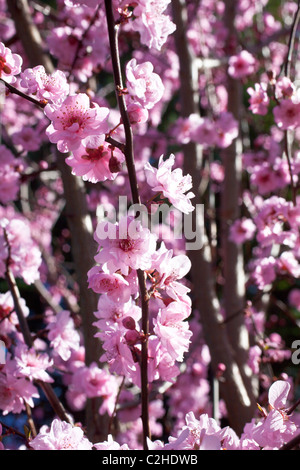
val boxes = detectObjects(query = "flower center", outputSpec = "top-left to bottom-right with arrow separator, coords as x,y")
0,56 -> 11,76
82,146 -> 108,162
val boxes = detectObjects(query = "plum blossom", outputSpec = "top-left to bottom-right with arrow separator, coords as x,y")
144,154 -> 195,214
131,0 -> 176,51
150,242 -> 191,302
94,215 -> 157,276
229,218 -> 256,244
0,359 -> 39,415
87,267 -> 132,303
44,93 -> 110,153
66,362 -> 120,416
0,42 -> 22,83
20,66 -> 69,104
247,83 -> 270,115
125,59 -> 164,109
228,50 -> 257,79
0,210 -> 42,284
47,310 -> 81,361
66,139 -> 125,183
250,380 -> 298,448
94,434 -> 130,450
153,300 -> 193,362
0,146 -> 21,204
29,419 -> 93,450
273,99 -> 300,130
13,344 -> 54,383
0,291 -> 29,335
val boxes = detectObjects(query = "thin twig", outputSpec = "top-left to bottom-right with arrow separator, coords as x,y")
0,78 -> 46,108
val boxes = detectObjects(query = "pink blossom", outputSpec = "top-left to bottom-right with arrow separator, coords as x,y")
13,344 -> 54,383
153,300 -> 193,362
94,434 -> 130,450
44,93 -> 110,153
247,83 -> 270,115
0,146 -> 21,204
0,291 -> 29,335
12,126 -> 42,152
273,99 -> 300,130
275,77 -> 295,99
144,154 -> 195,214
0,210 -> 42,284
87,266 -> 132,303
30,419 -> 93,450
131,1 -> 176,51
229,218 -> 256,244
150,242 -> 191,302
228,50 -> 257,79
250,380 -> 298,448
181,412 -> 222,450
252,256 -> 277,289
288,288 -> 300,310
20,66 -> 69,104
94,215 -> 157,276
125,59 -> 164,109
126,101 -> 149,125
66,139 -> 125,183
214,112 -> 239,148
68,362 -> 119,416
47,310 -> 81,361
189,116 -> 217,147
277,251 -> 300,278
93,295 -> 141,328
0,42 -> 22,84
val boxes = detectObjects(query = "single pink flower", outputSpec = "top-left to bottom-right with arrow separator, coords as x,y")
273,99 -> 300,130
20,65 -> 69,104
47,310 -> 81,361
30,419 -> 93,450
66,139 -> 125,183
247,83 -> 270,115
87,266 -> 132,303
94,215 -> 157,276
44,93 -> 109,153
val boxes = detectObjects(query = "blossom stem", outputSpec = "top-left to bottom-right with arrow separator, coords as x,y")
104,0 -> 151,449
3,229 -> 72,425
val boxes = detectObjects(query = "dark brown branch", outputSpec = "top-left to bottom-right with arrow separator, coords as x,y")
104,0 -> 151,450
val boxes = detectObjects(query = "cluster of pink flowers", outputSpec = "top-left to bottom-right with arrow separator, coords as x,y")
171,112 -> 239,149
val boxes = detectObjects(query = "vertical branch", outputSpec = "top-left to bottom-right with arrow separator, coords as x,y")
172,0 -> 257,434
104,0 -> 150,449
